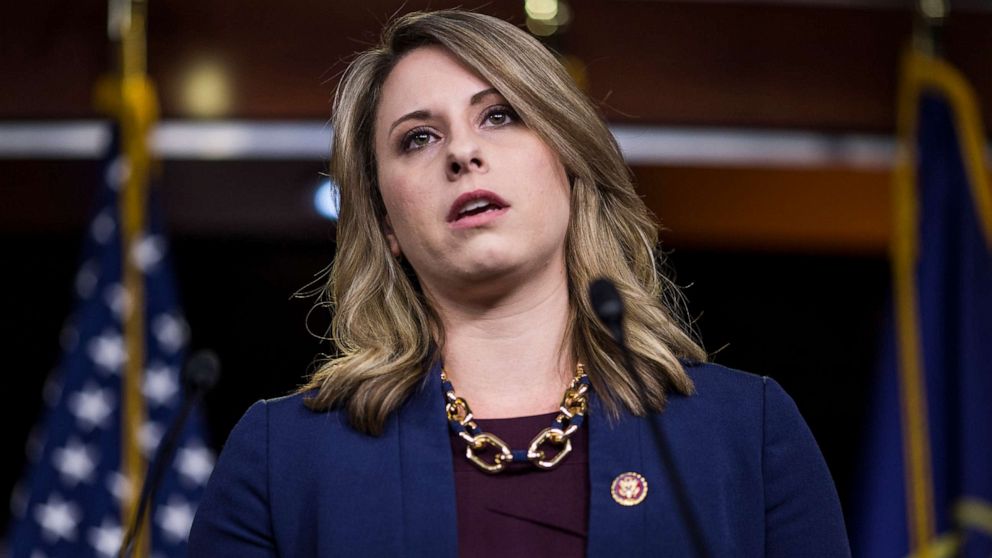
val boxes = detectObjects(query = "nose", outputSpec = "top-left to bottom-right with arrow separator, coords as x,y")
445,131 -> 488,181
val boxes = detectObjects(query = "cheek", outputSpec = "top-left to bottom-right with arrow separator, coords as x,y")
537,156 -> 573,240
526,145 -> 571,210
375,140 -> 413,212
377,164 -> 417,218
520,134 -> 567,183
377,171 -> 437,254
376,148 -> 439,212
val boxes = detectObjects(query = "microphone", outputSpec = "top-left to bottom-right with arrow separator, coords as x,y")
183,350 -> 221,394
120,350 -> 220,557
588,279 -> 710,558
589,279 -> 626,346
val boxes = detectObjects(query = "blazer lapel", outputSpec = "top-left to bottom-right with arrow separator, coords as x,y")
398,362 -> 459,557
586,393 -> 649,557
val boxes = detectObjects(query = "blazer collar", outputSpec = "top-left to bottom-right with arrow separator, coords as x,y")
586,392 -> 649,557
397,361 -> 459,557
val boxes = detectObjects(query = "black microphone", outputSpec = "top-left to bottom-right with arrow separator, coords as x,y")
183,350 -> 221,394
588,278 -> 710,558
120,350 -> 220,557
589,279 -> 626,345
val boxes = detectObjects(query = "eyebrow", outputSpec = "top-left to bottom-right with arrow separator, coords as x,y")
470,87 -> 500,105
387,88 -> 502,135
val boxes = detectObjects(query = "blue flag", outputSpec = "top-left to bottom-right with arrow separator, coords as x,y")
7,127 -> 215,557
852,50 -> 992,557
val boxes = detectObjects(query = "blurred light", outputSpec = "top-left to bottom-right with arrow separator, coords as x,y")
526,17 -> 558,36
554,2 -> 571,25
181,59 -> 233,118
153,121 -> 331,160
314,180 -> 340,221
525,0 -> 570,37
525,0 -> 558,21
919,0 -> 947,19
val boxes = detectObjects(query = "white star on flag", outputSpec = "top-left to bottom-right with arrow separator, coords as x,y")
53,438 -> 98,486
177,444 -> 215,486
88,517 -> 123,558
106,471 -> 132,504
156,496 -> 195,543
103,283 -> 132,321
143,362 -> 179,407
140,421 -> 165,457
132,234 -> 166,272
68,384 -> 115,431
87,330 -> 127,373
90,210 -> 116,244
152,313 -> 188,354
33,494 -> 81,542
75,260 -> 99,299
104,155 -> 128,189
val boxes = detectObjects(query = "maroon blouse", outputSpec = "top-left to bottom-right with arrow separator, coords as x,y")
448,412 -> 589,557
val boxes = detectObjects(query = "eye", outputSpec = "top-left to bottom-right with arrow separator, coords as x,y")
401,127 -> 438,151
482,105 -> 519,127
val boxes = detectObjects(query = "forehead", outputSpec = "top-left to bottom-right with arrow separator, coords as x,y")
376,46 -> 495,123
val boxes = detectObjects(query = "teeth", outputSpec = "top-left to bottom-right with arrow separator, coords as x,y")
459,199 -> 491,215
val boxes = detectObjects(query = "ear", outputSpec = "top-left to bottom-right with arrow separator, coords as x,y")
382,214 -> 402,258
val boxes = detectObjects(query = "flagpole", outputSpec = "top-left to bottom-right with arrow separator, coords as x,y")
104,0 -> 158,555
891,2 -> 948,556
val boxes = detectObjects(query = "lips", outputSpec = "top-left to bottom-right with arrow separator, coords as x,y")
447,189 -> 510,224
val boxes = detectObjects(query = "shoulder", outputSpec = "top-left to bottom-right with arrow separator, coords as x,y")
255,390 -> 332,423
672,362 -> 850,556
678,362 -> 825,460
669,361 -> 830,470
681,360 -> 766,398
201,391 -> 354,501
230,391 -> 376,473
196,390 -> 335,488
660,361 -> 833,496
249,391 -> 346,438
672,361 -> 804,427
663,361 -> 773,429
680,360 -> 786,398
190,392 -> 359,554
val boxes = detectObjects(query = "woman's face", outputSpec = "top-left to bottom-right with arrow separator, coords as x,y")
373,46 -> 572,295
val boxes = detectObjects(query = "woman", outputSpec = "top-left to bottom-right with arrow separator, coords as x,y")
189,9 -> 850,557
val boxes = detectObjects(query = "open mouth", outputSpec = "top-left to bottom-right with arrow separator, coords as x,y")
448,190 -> 509,223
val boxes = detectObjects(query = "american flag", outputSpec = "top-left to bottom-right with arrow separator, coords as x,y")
7,127 -> 214,557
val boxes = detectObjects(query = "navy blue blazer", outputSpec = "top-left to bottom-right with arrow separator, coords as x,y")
189,362 -> 850,556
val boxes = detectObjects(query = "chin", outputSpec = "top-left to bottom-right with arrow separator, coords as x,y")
456,257 -> 519,282
461,252 -> 563,289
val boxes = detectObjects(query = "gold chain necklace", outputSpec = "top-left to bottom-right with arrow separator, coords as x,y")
441,363 -> 591,474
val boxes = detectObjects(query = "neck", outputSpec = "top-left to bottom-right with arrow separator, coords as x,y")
426,264 -> 573,419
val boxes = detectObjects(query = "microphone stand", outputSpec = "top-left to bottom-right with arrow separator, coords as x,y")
119,350 -> 220,557
589,279 -> 710,558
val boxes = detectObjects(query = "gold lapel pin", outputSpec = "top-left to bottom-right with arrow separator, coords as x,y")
611,472 -> 648,506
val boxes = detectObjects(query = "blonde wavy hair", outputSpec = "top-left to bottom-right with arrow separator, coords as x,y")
301,9 -> 707,434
